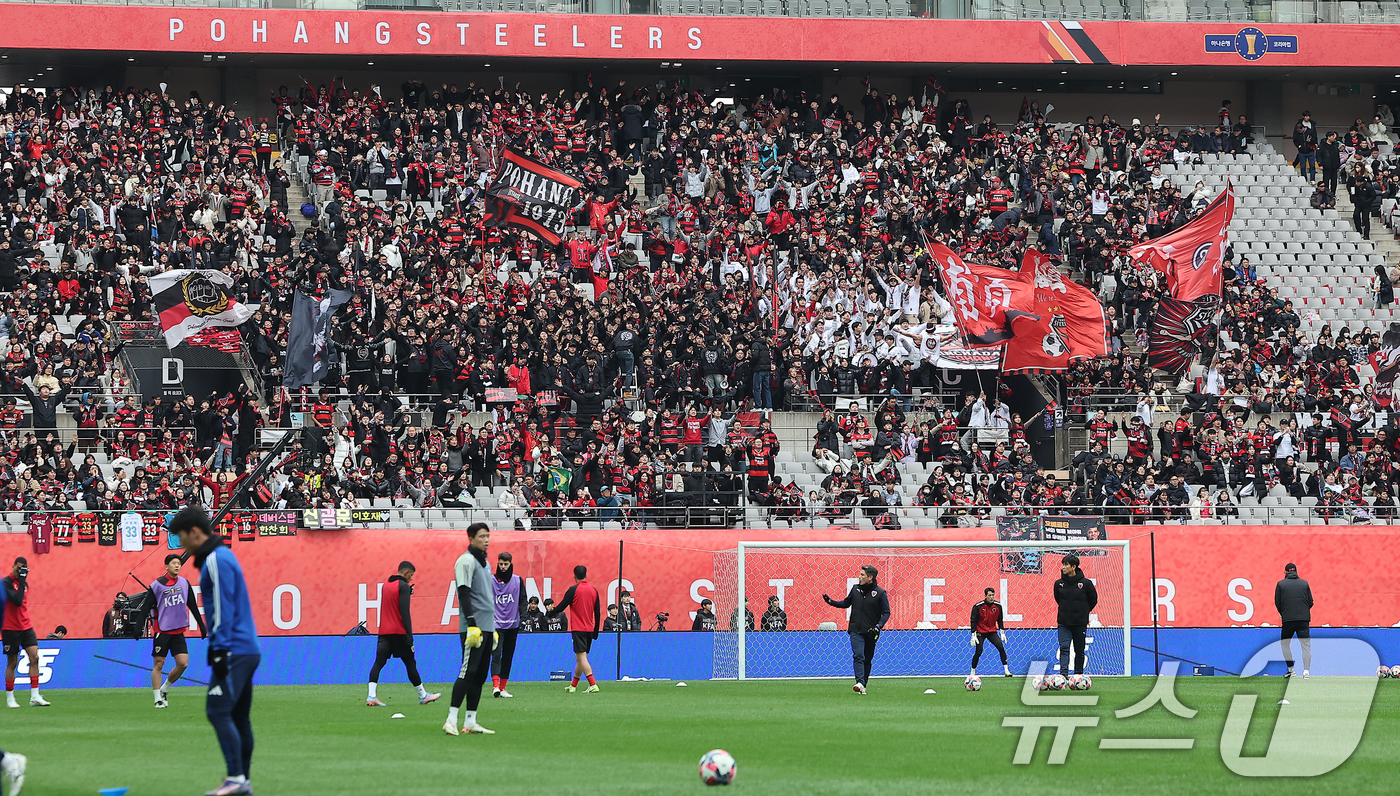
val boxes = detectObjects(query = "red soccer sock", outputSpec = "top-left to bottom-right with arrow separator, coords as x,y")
4,678 -> 12,692
492,675 -> 500,690
586,674 -> 596,686
499,678 -> 508,690
570,676 -> 580,687
29,674 -> 38,689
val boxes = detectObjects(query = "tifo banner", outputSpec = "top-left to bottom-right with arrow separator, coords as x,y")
0,7 -> 1386,67
2,525 -> 1398,638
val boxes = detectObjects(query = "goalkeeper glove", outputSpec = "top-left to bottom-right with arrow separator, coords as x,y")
871,627 -> 880,640
208,648 -> 229,681
493,631 -> 499,646
999,629 -> 1007,643
464,624 -> 483,649
969,632 -> 979,648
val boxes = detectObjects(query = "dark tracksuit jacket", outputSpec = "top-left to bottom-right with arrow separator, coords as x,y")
1274,572 -> 1313,624
1053,572 -> 1098,628
826,580 -> 891,634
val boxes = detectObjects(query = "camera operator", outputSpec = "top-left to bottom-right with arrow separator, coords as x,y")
692,598 -> 718,631
3,557 -> 49,707
619,590 -> 641,631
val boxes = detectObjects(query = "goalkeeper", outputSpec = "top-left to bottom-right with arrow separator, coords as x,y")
969,588 -> 1012,677
444,523 -> 496,737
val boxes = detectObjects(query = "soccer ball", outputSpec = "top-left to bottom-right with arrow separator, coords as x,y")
699,749 -> 736,786
1379,666 -> 1392,679
1048,674 -> 1068,691
1033,675 -> 1050,691
1391,665 -> 1400,679
1068,673 -> 1093,691
964,675 -> 982,691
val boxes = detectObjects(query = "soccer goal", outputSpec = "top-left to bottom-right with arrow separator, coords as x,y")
711,541 -> 1130,680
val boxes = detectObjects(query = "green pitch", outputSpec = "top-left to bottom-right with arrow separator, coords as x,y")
13,678 -> 1400,795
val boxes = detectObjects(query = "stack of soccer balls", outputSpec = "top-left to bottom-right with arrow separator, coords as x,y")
699,749 -> 737,786
1036,674 -> 1069,691
1377,665 -> 1400,678
1067,673 -> 1093,690
964,675 -> 982,691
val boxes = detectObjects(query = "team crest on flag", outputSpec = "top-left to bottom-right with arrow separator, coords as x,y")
149,269 -> 253,350
180,271 -> 233,316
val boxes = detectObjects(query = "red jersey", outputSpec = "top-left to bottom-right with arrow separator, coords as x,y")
556,579 -> 601,635
378,575 -> 413,636
972,601 -> 1004,634
2,575 -> 30,631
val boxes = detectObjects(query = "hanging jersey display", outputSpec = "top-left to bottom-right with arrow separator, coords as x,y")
52,513 -> 73,546
28,513 -> 51,554
77,512 -> 97,543
120,511 -> 144,551
142,513 -> 164,546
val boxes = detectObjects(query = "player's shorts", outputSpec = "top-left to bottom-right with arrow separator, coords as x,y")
377,634 -> 414,660
1280,620 -> 1310,640
1,628 -> 36,654
153,633 -> 189,658
572,631 -> 594,654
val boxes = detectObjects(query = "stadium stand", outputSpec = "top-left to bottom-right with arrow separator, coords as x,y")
0,73 -> 1396,535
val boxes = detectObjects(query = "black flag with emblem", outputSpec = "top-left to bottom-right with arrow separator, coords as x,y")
283,288 -> 354,388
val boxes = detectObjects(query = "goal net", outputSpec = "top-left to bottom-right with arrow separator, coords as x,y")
712,541 -> 1130,680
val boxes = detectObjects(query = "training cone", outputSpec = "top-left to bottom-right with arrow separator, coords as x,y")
99,788 -> 130,796
676,682 -> 687,687
391,712 -> 406,719
1278,699 -> 1290,705
923,689 -> 937,694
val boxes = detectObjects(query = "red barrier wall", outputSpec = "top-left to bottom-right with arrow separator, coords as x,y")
2,524 -> 1394,638
0,7 -> 1387,67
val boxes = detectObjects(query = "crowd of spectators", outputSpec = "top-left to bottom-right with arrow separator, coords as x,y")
0,78 -> 1398,524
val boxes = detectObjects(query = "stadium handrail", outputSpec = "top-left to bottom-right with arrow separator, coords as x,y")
0,502 -> 1373,531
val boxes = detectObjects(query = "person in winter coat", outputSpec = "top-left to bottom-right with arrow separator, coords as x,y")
822,564 -> 891,694
1275,562 -> 1314,678
760,595 -> 788,631
1052,554 -> 1098,676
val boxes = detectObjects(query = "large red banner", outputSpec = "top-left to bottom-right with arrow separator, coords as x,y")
1,524 -> 1395,638
0,7 -> 1390,67
1001,249 -> 1109,374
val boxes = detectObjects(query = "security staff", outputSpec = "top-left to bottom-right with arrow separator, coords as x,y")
823,564 -> 891,695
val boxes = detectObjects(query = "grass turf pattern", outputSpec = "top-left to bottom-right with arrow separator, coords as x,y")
9,678 -> 1399,795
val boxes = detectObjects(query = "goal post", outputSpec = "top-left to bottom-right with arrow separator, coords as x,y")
712,540 -> 1131,680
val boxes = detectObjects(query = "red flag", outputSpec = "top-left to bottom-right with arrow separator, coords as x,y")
1129,183 -> 1234,300
930,241 -> 1036,347
1002,250 -> 1110,374
1369,324 -> 1400,408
